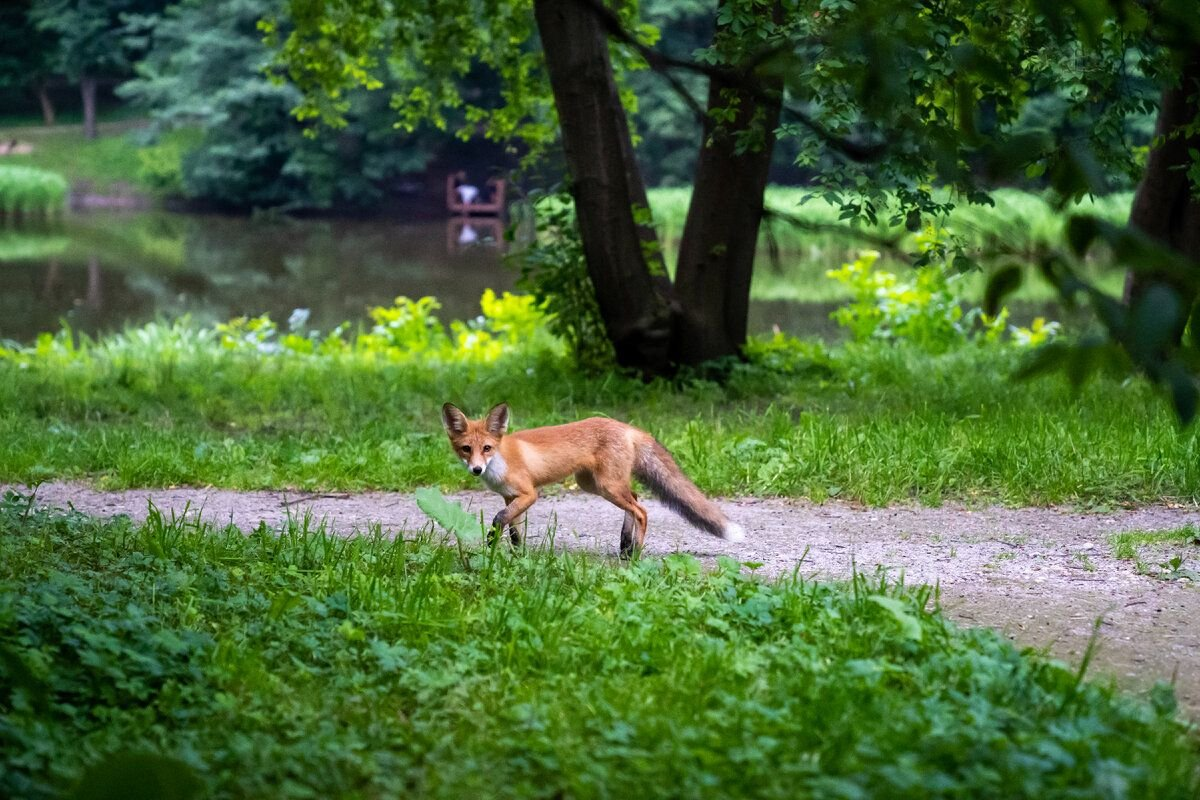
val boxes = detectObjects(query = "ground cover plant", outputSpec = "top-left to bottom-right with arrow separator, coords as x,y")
1,285 -> 1198,505
1,491 -> 1196,799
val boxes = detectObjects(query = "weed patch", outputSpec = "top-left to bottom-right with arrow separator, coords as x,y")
1109,525 -> 1200,560
1,492 -> 1196,798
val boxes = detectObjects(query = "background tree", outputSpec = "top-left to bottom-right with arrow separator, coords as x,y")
0,2 -> 61,126
30,0 -> 169,139
119,0 -> 444,211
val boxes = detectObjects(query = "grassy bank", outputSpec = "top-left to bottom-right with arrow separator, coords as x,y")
0,119 -> 152,195
1,493 -> 1195,798
0,305 -> 1196,505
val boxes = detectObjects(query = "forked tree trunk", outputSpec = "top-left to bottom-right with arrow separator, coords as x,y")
1125,49 -> 1200,317
672,57 -> 782,364
533,0 -> 675,374
81,75 -> 98,139
36,80 -> 55,126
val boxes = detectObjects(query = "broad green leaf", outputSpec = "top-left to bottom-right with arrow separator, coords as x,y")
415,487 -> 483,541
984,264 -> 1022,316
868,595 -> 923,642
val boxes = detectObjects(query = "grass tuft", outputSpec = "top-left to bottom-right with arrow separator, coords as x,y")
0,165 -> 68,216
1109,525 -> 1200,561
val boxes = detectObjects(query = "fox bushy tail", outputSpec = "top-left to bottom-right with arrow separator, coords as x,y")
634,439 -> 745,542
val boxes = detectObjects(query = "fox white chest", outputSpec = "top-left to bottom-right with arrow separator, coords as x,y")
480,453 -> 513,496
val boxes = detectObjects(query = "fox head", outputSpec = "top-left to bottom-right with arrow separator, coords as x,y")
441,402 -> 509,476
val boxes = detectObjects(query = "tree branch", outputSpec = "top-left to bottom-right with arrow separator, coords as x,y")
572,0 -> 886,163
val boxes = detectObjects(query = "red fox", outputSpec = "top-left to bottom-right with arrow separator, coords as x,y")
440,402 -> 745,557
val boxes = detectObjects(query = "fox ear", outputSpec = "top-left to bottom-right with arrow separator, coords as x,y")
485,403 -> 509,436
441,403 -> 468,435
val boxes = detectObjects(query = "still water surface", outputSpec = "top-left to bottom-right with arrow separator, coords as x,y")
0,209 -> 843,344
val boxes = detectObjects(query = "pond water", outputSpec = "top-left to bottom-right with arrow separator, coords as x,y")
0,209 -> 857,344
0,208 -> 1074,345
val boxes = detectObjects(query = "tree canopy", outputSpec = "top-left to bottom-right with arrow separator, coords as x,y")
275,0 -> 1200,418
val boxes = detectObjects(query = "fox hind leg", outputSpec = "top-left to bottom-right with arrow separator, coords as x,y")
600,487 -> 647,559
579,469 -> 646,559
619,511 -> 636,558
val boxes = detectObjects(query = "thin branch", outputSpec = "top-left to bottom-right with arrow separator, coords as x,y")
573,0 -> 887,163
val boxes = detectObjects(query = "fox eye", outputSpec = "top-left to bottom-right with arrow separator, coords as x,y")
460,445 -> 471,454
482,445 -> 492,453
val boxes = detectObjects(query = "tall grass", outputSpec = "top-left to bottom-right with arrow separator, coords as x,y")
647,187 -> 1132,258
0,313 -> 1197,506
0,165 -> 68,216
2,494 -> 1195,799
647,187 -> 1134,303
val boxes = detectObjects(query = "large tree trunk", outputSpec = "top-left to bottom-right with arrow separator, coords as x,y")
36,80 -> 55,126
81,75 -> 98,139
533,0 -> 675,375
672,51 -> 782,364
1125,50 -> 1200,315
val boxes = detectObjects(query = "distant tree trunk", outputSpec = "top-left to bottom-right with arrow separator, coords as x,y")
36,80 -> 55,126
86,255 -> 102,309
1125,49 -> 1200,320
81,75 -> 98,139
43,259 -> 61,299
672,31 -> 782,364
533,0 -> 675,375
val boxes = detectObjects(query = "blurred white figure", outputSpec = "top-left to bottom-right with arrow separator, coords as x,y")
456,184 -> 479,206
457,224 -> 479,245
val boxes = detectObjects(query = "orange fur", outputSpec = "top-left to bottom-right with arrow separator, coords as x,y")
441,403 -> 744,557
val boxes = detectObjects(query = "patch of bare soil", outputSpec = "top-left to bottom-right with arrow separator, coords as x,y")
12,482 -> 1200,715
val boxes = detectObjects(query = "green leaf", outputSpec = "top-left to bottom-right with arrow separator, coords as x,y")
1014,342 -> 1070,380
1132,283 -> 1184,351
868,595 -> 923,642
1161,361 -> 1199,426
984,264 -> 1022,316
415,488 -> 483,541
1065,215 -> 1100,258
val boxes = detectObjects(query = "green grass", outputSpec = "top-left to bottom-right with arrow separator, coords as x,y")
1,492 -> 1196,799
1,315 -> 1198,506
0,119 -> 152,195
1109,525 -> 1200,561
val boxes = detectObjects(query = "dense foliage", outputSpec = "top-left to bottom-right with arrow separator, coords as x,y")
1,493 -> 1196,798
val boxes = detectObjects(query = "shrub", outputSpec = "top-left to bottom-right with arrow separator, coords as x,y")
826,250 -> 1058,350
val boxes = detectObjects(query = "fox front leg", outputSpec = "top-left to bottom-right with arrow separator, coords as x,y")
492,492 -> 536,547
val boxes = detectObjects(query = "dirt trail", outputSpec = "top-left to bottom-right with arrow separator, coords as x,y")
13,482 -> 1200,714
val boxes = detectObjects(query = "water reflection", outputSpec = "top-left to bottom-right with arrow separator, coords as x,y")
0,209 -> 1081,346
0,211 -> 517,342
447,217 -> 505,253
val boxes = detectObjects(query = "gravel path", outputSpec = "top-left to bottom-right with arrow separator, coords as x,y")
13,481 -> 1200,714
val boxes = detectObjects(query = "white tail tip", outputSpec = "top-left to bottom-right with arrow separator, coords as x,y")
721,523 -> 746,543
